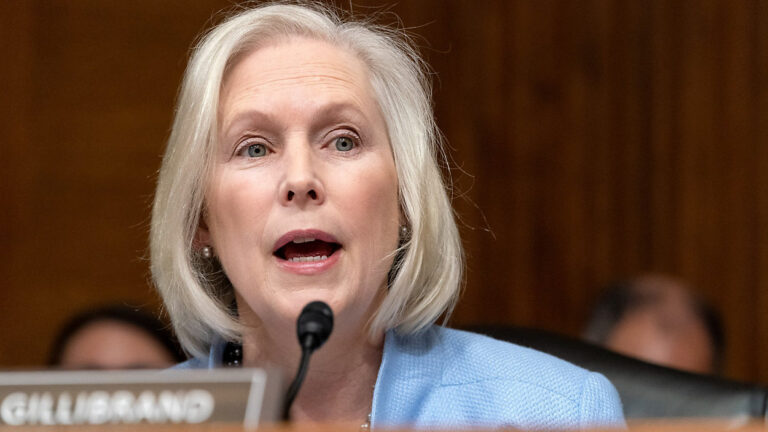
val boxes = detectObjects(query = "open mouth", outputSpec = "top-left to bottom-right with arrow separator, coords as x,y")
274,237 -> 342,263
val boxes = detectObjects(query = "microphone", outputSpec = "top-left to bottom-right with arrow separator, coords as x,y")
282,301 -> 334,421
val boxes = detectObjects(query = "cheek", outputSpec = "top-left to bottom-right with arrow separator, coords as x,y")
338,156 -> 400,246
206,171 -> 273,253
355,181 -> 398,218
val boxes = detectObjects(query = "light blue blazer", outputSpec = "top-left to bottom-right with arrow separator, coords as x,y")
177,326 -> 625,430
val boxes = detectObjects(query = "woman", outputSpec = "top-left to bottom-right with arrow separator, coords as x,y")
150,2 -> 624,429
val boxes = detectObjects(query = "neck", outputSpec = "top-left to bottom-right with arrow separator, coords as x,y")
289,334 -> 382,423
240,319 -> 384,423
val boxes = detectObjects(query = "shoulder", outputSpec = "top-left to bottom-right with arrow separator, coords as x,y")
436,327 -> 595,391
440,327 -> 623,426
381,326 -> 624,429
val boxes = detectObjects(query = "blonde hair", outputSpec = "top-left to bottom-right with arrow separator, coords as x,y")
150,1 -> 463,358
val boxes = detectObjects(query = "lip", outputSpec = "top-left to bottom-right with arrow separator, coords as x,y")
272,229 -> 342,275
275,249 -> 342,275
272,229 -> 341,252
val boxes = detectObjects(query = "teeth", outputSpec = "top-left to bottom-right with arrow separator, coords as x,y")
288,255 -> 328,263
292,237 -> 316,244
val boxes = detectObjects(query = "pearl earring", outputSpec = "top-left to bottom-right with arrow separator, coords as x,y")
202,246 -> 213,259
399,225 -> 409,239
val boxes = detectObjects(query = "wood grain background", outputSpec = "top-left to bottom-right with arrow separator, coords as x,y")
1,0 -> 766,384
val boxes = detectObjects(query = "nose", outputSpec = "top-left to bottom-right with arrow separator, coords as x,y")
278,143 -> 325,207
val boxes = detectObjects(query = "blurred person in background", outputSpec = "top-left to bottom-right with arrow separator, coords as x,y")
48,305 -> 185,369
583,274 -> 724,375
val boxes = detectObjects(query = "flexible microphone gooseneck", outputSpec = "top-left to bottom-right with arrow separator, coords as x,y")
282,301 -> 334,421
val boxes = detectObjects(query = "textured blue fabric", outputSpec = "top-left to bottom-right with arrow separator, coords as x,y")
372,326 -> 624,430
175,325 -> 625,430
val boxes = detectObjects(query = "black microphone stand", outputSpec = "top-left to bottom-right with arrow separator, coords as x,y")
282,302 -> 333,422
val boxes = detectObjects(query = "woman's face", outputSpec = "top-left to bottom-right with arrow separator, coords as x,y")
200,37 -> 400,338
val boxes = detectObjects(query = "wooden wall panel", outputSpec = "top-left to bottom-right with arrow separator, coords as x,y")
0,1 -> 39,367
755,0 -> 768,384
1,0 -> 766,384
0,0 -> 232,367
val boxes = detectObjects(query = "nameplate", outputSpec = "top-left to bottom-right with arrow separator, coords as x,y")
0,368 -> 282,427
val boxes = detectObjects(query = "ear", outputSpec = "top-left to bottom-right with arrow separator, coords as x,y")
399,210 -> 410,233
398,202 -> 408,227
193,213 -> 212,250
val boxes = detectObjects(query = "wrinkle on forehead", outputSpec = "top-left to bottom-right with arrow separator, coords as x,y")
219,37 -> 377,132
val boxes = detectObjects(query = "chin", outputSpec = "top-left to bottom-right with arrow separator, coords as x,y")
270,289 -> 345,320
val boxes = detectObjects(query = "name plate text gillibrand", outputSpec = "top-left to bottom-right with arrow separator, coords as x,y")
0,368 -> 282,427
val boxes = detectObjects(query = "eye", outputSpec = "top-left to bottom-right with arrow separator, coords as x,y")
246,143 -> 268,157
334,136 -> 355,152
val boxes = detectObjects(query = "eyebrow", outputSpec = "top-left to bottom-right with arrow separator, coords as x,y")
222,110 -> 277,142
221,101 -> 372,142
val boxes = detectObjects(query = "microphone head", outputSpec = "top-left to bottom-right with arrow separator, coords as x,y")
296,301 -> 334,352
